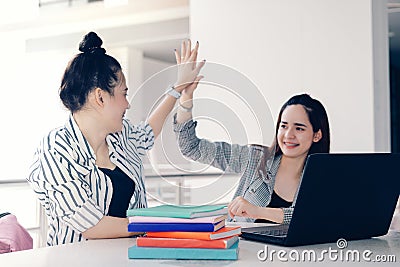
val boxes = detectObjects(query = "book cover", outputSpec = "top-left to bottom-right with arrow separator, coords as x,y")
128,220 -> 225,232
128,240 -> 239,260
146,226 -> 241,240
126,204 -> 227,219
136,235 -> 239,249
128,215 -> 227,224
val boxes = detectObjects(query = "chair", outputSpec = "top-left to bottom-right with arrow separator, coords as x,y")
0,212 -> 33,253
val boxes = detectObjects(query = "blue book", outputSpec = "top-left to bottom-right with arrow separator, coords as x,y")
128,220 -> 225,232
128,240 -> 239,260
126,204 -> 227,218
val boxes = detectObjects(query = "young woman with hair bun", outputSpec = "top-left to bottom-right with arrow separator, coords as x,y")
27,32 -> 204,245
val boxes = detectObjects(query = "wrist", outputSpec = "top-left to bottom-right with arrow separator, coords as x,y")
179,97 -> 193,112
254,206 -> 263,219
165,86 -> 181,99
181,90 -> 194,100
173,83 -> 186,93
178,103 -> 193,112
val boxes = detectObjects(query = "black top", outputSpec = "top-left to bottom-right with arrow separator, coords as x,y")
99,166 -> 135,218
254,190 -> 292,224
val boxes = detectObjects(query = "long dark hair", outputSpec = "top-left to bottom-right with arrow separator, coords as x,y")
59,32 -> 122,113
257,93 -> 330,178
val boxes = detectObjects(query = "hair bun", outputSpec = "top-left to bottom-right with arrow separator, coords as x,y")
79,32 -> 106,54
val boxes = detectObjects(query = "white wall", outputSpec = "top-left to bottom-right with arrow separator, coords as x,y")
0,0 -> 189,181
141,57 -> 181,168
190,0 -> 390,152
0,32 -> 71,181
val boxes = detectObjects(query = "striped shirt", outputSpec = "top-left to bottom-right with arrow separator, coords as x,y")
27,115 -> 154,246
173,115 -> 297,224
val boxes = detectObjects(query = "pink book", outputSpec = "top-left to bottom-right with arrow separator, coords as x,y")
128,215 -> 227,224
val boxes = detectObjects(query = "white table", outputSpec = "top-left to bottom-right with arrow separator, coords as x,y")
1,230 -> 399,267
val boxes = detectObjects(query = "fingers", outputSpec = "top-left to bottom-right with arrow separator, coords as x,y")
175,39 -> 205,90
195,75 -> 204,83
181,40 -> 186,62
184,75 -> 204,93
185,39 -> 191,59
178,39 -> 201,64
195,59 -> 206,73
174,49 -> 181,64
189,41 -> 199,62
228,196 -> 247,218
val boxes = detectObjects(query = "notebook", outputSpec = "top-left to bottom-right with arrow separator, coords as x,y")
126,204 -> 227,218
127,219 -> 225,232
146,226 -> 241,240
128,215 -> 227,224
241,153 -> 400,247
128,240 -> 239,260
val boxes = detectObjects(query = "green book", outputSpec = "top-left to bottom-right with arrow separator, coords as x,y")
126,204 -> 227,218
128,240 -> 239,260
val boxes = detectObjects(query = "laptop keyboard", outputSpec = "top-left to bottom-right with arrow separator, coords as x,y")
252,224 -> 289,237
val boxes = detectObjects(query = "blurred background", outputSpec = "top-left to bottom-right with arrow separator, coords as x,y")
0,0 -> 399,247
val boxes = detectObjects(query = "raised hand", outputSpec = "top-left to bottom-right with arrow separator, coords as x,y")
174,39 -> 205,94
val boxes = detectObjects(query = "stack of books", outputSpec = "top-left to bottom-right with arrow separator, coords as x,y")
126,204 -> 241,260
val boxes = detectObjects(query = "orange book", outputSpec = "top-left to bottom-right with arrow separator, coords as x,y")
146,226 -> 241,240
136,236 -> 239,249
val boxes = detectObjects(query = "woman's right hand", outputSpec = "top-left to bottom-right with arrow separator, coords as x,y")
174,39 -> 205,97
228,196 -> 262,219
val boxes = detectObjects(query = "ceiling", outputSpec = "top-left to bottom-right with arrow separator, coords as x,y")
25,17 -> 189,63
5,1 -> 400,65
136,2 -> 400,64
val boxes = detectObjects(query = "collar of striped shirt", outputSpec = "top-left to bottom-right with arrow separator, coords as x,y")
65,114 -> 96,161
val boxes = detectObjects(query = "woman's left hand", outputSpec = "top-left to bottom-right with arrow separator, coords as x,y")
228,196 -> 261,219
174,39 -> 205,93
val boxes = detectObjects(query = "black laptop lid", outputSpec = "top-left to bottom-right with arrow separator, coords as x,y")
285,153 -> 400,246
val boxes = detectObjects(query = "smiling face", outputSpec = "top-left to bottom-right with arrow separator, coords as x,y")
102,71 -> 130,133
277,105 -> 322,159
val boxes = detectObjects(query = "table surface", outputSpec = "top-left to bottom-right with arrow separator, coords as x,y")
1,228 -> 399,267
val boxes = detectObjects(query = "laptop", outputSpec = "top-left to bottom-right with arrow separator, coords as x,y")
240,153 -> 400,247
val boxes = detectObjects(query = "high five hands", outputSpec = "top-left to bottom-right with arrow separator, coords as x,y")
174,39 -> 205,96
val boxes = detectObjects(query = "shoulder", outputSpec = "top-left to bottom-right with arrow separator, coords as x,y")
39,126 -> 67,151
121,119 -> 153,137
38,125 -> 79,159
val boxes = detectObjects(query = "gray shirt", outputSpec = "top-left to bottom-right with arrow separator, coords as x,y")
173,115 -> 295,224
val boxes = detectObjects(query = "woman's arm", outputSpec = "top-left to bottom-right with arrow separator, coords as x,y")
147,40 -> 205,138
228,196 -> 285,224
172,46 -> 250,173
175,90 -> 193,124
82,216 -> 141,239
174,115 -> 249,173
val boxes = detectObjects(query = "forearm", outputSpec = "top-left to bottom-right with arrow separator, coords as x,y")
176,92 -> 193,123
147,94 -> 178,138
82,216 -> 140,239
256,207 -> 284,224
